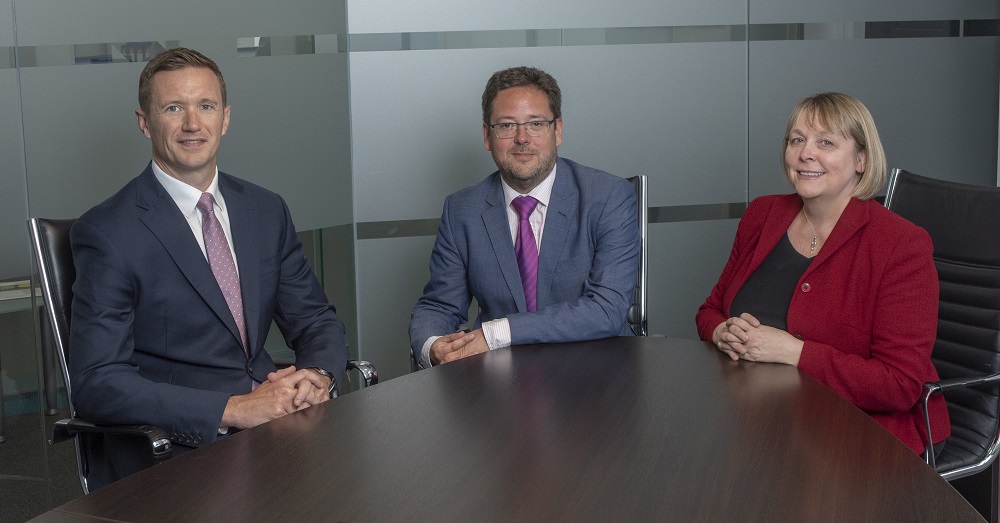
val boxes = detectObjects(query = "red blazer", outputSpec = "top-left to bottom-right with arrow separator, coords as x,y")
696,194 -> 949,454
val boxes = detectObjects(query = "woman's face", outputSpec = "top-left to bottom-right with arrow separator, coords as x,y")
784,112 -> 866,205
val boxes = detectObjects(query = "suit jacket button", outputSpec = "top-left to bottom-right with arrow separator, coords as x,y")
800,282 -> 811,292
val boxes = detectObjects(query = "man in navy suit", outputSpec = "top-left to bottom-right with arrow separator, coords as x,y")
70,48 -> 348,454
410,66 -> 640,368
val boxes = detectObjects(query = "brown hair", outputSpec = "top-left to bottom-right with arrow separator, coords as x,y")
481,66 -> 561,124
138,48 -> 226,115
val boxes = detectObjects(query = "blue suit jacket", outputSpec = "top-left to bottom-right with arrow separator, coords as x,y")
409,157 -> 640,366
69,164 -> 347,449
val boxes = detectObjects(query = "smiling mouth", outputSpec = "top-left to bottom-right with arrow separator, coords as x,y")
798,171 -> 825,178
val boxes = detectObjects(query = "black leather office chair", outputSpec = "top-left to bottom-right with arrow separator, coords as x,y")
884,169 -> 1000,483
29,217 -> 376,493
626,175 -> 648,336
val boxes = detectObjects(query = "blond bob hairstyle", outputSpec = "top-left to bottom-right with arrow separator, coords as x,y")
781,92 -> 887,201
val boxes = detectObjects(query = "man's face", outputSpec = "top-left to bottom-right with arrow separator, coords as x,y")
136,67 -> 230,188
483,86 -> 562,193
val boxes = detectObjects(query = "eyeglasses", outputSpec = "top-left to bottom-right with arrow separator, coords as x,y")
488,119 -> 557,139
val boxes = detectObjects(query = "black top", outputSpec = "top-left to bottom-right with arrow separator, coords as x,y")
729,233 -> 812,331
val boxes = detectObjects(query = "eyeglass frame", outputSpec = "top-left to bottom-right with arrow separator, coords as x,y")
487,119 -> 558,139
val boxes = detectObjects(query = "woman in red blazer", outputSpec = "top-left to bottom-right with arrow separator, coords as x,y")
696,92 -> 949,455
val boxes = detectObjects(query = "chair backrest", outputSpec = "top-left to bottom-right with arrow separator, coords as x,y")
885,169 -> 1000,478
626,175 -> 648,336
28,218 -> 78,415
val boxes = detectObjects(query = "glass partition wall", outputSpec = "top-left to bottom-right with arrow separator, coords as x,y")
1,1 -> 997,519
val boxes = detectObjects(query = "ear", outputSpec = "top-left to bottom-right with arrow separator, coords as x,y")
222,105 -> 231,136
855,149 -> 867,174
136,109 -> 152,139
483,123 -> 492,151
554,118 -> 563,147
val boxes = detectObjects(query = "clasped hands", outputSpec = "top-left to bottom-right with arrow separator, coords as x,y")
222,365 -> 331,430
430,329 -> 489,366
712,312 -> 803,366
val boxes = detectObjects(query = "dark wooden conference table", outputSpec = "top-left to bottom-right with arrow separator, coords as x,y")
35,336 -> 982,522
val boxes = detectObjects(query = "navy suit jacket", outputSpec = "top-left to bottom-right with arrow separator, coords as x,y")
409,157 -> 640,366
70,164 -> 347,449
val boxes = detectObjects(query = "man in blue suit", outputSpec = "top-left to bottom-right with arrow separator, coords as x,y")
410,66 -> 640,368
70,48 -> 348,455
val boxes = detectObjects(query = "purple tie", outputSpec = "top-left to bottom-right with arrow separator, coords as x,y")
512,196 -> 540,312
197,193 -> 248,355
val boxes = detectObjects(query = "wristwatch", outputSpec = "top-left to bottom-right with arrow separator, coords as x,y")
306,367 -> 338,399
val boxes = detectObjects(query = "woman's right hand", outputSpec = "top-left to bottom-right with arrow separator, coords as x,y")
712,313 -> 762,360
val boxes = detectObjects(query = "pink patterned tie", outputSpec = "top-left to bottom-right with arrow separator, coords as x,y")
512,196 -> 539,312
197,193 -> 248,355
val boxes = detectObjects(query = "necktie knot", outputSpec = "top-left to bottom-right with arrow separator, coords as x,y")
197,193 -> 215,214
512,196 -> 538,220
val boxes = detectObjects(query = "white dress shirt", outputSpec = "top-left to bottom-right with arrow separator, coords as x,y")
151,162 -> 239,272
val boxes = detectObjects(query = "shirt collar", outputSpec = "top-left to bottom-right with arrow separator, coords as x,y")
501,161 -> 557,210
151,162 -> 225,218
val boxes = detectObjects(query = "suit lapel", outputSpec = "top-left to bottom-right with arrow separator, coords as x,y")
752,196 -> 802,271
482,174 -> 528,312
802,198 -> 869,278
220,173 -> 260,356
134,166 -> 247,353
537,159 -> 574,309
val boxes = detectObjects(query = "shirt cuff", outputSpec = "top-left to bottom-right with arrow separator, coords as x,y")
420,336 -> 440,368
482,318 -> 511,350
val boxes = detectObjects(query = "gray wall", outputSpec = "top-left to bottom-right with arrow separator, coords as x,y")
0,0 -> 998,515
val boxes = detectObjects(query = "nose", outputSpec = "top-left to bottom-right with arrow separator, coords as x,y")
182,110 -> 201,132
798,140 -> 816,161
513,123 -> 530,144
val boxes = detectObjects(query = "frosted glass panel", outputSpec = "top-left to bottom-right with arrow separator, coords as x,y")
0,70 -> 29,278
0,0 -> 13,46
21,55 -> 352,231
352,42 -> 747,224
555,42 -> 747,207
750,0 -> 999,24
350,49 -> 508,223
218,54 -> 352,230
356,236 -> 438,380
348,0 -> 744,33
749,37 -> 1000,197
648,220 -> 739,338
14,0 -> 345,46
21,63 -> 149,219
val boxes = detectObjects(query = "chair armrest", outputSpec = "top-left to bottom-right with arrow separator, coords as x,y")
52,418 -> 173,462
347,359 -> 379,387
918,372 -> 1000,467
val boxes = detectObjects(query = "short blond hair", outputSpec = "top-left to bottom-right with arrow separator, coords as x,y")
781,92 -> 886,200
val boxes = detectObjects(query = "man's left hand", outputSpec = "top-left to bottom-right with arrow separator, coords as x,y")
267,365 -> 331,408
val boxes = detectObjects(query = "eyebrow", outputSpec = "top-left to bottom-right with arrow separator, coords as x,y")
790,127 -> 836,137
494,113 -> 552,122
158,97 -> 219,107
